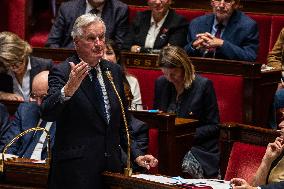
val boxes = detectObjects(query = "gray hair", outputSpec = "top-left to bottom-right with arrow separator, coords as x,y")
71,13 -> 106,39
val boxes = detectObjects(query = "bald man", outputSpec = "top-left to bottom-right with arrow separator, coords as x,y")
0,71 -> 56,160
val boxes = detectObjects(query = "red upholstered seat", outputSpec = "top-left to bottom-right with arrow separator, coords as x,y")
201,73 -> 243,123
29,31 -> 50,47
247,13 -> 272,64
224,142 -> 266,183
128,5 -> 149,23
175,9 -> 205,22
127,68 -> 163,110
270,16 -> 284,51
5,0 -> 27,39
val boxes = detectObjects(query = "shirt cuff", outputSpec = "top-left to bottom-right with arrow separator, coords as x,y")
60,87 -> 71,101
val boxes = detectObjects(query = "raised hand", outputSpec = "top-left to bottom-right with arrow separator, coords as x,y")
263,137 -> 284,163
63,61 -> 89,97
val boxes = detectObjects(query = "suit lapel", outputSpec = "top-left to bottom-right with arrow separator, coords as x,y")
222,11 -> 239,40
141,12 -> 152,46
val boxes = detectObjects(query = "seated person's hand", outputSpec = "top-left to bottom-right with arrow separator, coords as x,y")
230,178 -> 257,189
263,136 -> 284,163
0,92 -> 24,101
194,32 -> 224,51
130,45 -> 141,53
135,154 -> 158,170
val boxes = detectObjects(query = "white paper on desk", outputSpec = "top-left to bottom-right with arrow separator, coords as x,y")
132,174 -> 231,189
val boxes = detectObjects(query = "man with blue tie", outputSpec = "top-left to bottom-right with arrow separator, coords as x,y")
0,71 -> 55,160
41,13 -> 157,189
184,0 -> 259,61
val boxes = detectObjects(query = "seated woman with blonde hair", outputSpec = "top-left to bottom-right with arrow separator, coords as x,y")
154,45 -> 220,179
0,32 -> 52,102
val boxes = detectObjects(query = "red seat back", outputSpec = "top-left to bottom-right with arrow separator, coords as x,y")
201,73 -> 243,123
247,13 -> 272,64
5,0 -> 27,39
127,68 -> 163,109
224,142 -> 266,183
175,9 -> 205,22
128,5 -> 149,23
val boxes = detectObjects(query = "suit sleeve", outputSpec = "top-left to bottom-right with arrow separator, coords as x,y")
45,4 -> 68,48
122,14 -> 141,51
194,80 -> 220,142
217,21 -> 259,62
184,21 -> 204,57
167,16 -> 188,47
267,28 -> 284,69
41,62 -> 70,121
153,77 -> 163,110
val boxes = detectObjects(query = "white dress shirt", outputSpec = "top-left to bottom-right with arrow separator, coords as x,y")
8,57 -> 31,101
144,11 -> 169,49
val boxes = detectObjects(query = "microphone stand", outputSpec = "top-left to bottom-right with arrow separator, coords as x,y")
105,70 -> 132,176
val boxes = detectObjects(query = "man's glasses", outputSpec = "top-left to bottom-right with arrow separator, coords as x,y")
30,93 -> 47,100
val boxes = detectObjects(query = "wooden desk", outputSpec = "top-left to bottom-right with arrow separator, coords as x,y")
130,111 -> 199,176
103,172 -> 179,189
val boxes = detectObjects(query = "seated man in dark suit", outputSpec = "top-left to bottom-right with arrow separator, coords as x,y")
0,71 -> 56,160
45,0 -> 128,49
184,0 -> 259,61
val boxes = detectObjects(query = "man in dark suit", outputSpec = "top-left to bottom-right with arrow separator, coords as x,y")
231,178 -> 284,189
122,0 -> 188,52
42,13 -> 157,189
45,0 -> 128,49
184,0 -> 259,61
0,71 -> 56,160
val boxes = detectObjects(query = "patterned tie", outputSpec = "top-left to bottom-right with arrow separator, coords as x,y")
215,23 -> 224,39
90,68 -> 110,123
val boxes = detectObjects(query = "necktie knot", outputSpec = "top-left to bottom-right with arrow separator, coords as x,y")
215,23 -> 224,38
89,8 -> 99,15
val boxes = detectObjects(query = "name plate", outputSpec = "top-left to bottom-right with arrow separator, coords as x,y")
120,51 -> 159,69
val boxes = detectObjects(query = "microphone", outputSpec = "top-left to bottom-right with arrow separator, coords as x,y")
105,69 -> 132,176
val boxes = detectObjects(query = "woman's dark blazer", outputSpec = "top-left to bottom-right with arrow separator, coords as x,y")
154,74 -> 220,177
0,56 -> 53,93
122,9 -> 188,51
